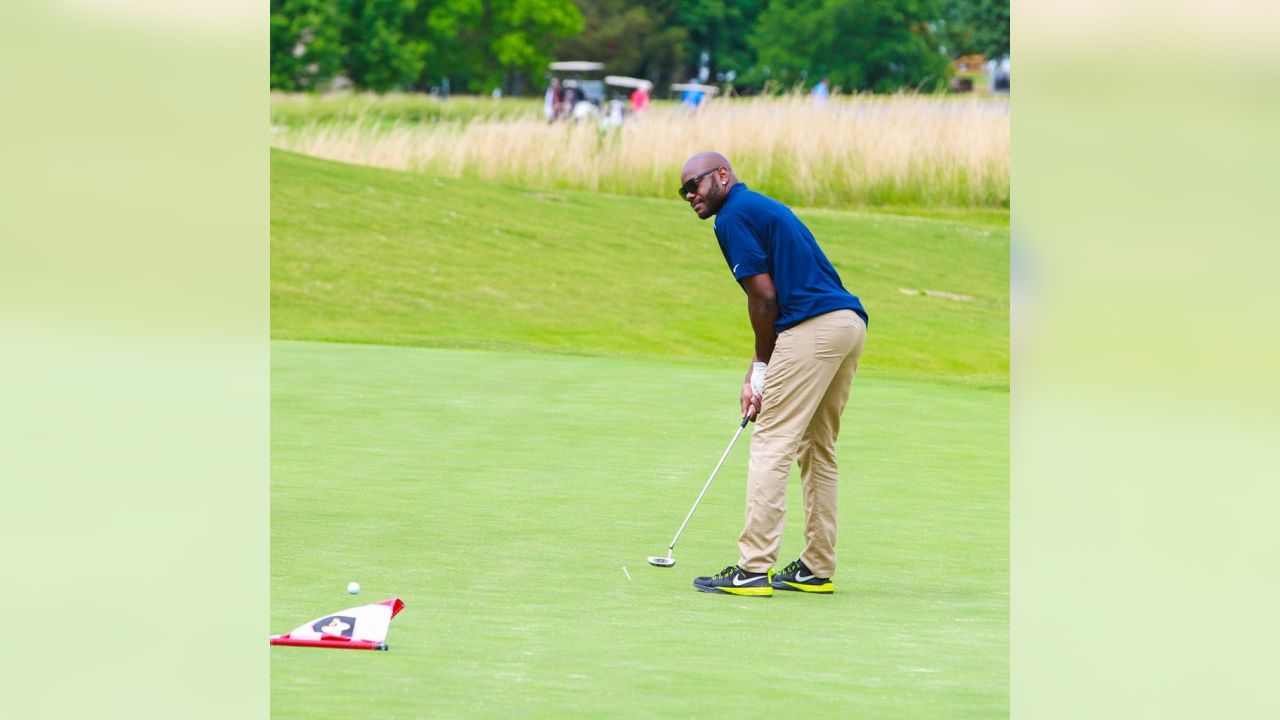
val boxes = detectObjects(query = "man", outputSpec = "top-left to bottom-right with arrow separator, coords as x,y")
544,77 -> 562,123
679,151 -> 868,597
629,83 -> 650,114
812,77 -> 830,103
680,84 -> 705,110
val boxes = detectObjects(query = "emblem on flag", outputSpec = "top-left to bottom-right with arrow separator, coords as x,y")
271,598 -> 404,651
313,616 -> 355,637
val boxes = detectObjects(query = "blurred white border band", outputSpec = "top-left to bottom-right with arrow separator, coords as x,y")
1016,0 -> 1279,717
0,0 -> 268,717
53,0 -> 258,36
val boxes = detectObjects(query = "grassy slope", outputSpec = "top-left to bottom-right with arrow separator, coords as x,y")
271,149 -> 1008,388
271,342 -> 1007,719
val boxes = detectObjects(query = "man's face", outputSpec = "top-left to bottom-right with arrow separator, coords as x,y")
680,166 -> 725,219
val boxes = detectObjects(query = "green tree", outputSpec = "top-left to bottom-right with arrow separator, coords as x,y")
339,0 -> 427,91
491,0 -> 586,94
939,0 -> 1009,59
270,0 -> 346,90
554,0 -> 684,91
751,0 -> 951,92
675,0 -> 762,86
412,0 -> 584,95
409,0 -> 482,92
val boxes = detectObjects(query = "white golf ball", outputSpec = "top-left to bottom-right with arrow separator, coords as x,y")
347,581 -> 360,595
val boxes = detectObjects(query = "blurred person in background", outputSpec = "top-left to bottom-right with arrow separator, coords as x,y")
629,82 -> 650,113
561,80 -> 580,120
680,84 -> 704,110
544,77 -> 563,122
812,76 -> 830,103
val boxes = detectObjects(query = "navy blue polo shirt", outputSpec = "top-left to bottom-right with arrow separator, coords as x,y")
713,183 -> 868,334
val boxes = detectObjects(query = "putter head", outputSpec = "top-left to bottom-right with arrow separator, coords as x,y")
647,556 -> 676,568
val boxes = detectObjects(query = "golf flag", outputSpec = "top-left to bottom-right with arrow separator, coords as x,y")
270,597 -> 404,651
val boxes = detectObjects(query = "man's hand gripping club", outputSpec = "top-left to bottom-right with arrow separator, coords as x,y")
742,361 -> 767,419
739,273 -> 779,421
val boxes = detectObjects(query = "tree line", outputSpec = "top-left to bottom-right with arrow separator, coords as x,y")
270,0 -> 1009,96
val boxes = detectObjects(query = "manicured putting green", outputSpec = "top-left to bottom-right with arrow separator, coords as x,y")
271,340 -> 1007,718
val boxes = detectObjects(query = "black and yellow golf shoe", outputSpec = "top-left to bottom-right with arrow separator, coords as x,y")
692,565 -> 773,597
770,558 -> 834,594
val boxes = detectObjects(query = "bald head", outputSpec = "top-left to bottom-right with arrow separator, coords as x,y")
682,151 -> 734,177
680,151 -> 740,219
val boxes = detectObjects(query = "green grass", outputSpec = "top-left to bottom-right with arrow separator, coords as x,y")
270,92 -> 542,129
271,149 -> 1008,389
272,341 -> 1008,718
271,147 -> 1008,716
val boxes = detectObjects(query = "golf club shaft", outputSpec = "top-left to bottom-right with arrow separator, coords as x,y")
667,414 -> 752,551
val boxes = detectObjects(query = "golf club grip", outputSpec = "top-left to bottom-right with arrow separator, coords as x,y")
666,418 -> 750,550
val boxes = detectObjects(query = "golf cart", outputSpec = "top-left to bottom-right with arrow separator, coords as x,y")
602,75 -> 654,127
605,75 -> 653,98
548,61 -> 605,121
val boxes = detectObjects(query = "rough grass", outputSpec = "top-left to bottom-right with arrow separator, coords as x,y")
270,149 -> 1009,389
270,92 -> 1009,209
270,91 -> 542,129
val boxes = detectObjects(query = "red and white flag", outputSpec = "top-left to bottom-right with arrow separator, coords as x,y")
270,598 -> 404,651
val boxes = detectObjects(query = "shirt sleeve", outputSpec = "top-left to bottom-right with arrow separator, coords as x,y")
714,213 -> 768,281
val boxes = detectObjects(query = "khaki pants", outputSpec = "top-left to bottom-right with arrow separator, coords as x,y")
738,309 -> 866,577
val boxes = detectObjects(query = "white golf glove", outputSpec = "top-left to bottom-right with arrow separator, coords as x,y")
750,361 -> 768,396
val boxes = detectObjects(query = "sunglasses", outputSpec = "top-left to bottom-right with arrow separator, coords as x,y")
678,167 -> 720,198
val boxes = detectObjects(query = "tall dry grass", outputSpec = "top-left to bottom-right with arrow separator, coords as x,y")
270,93 -> 1009,209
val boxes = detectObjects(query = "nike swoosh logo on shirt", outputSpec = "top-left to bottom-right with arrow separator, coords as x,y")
795,571 -> 815,582
731,574 -> 759,586
732,263 -> 740,273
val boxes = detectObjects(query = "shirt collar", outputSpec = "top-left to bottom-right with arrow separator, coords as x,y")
724,182 -> 748,205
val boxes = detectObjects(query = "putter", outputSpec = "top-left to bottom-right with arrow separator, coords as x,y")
648,413 -> 753,568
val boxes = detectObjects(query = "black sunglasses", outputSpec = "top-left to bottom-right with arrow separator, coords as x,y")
678,167 -> 720,198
